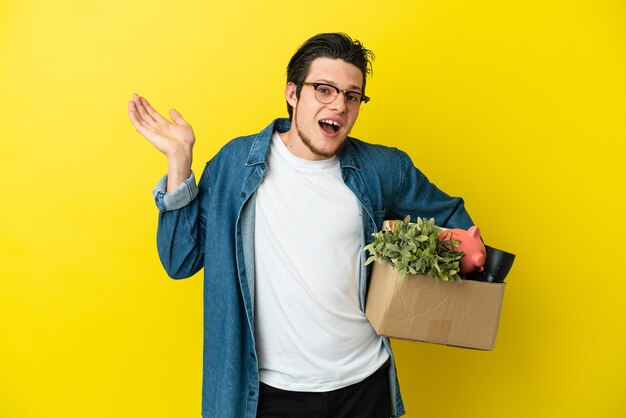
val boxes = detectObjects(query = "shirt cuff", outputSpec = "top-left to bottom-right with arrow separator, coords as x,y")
152,172 -> 199,211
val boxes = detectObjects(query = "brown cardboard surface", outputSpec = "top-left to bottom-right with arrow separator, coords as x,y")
366,261 -> 505,350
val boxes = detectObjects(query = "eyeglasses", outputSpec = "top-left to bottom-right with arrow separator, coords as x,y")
301,82 -> 370,111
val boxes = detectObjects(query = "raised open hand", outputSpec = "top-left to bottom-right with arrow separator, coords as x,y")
128,93 -> 195,157
128,93 -> 195,191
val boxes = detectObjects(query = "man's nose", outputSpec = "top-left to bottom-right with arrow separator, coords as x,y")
329,92 -> 348,113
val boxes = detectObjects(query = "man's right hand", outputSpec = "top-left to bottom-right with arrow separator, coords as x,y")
128,93 -> 195,192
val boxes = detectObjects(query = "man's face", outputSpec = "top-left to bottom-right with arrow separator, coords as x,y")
284,57 -> 364,160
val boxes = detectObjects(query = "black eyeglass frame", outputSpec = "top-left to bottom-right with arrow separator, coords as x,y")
301,82 -> 371,106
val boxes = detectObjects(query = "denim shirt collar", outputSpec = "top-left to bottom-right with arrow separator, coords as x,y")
245,118 -> 361,171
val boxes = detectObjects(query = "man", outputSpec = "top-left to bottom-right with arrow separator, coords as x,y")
128,33 -> 474,418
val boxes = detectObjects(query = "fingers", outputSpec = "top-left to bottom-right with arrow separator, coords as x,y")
169,108 -> 189,126
128,100 -> 149,134
127,94 -> 193,152
128,96 -> 160,140
131,93 -> 160,129
141,96 -> 170,126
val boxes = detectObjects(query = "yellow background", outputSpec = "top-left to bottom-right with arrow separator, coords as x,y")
1,0 -> 624,417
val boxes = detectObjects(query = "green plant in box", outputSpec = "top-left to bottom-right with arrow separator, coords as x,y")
364,216 -> 464,281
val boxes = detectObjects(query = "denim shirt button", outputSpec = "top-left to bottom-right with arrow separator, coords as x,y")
241,192 -> 246,197
249,391 -> 255,396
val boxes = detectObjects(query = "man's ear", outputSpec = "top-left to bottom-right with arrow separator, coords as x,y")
285,82 -> 298,108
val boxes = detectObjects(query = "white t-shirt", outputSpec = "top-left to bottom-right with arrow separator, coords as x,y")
253,132 -> 389,392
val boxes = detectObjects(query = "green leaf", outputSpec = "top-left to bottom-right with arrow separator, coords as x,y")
363,215 -> 469,283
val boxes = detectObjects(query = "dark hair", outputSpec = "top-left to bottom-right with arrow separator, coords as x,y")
286,33 -> 375,120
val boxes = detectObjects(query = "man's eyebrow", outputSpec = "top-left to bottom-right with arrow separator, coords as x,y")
315,79 -> 363,92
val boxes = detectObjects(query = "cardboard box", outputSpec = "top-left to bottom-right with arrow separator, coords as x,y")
365,261 -> 506,350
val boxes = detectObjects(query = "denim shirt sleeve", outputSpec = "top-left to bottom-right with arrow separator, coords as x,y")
154,167 -> 209,279
389,150 -> 475,230
152,172 -> 199,211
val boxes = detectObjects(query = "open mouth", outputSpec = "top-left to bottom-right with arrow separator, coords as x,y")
319,119 -> 341,134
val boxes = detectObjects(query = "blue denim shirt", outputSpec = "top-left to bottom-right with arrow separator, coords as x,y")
153,118 -> 474,418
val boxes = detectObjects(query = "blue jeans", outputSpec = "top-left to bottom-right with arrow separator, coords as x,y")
256,359 -> 391,418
